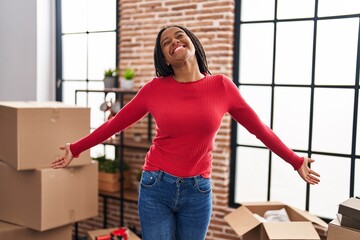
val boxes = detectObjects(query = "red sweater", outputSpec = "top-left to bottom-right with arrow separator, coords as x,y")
70,74 -> 303,177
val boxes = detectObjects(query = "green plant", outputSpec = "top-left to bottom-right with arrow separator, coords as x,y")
92,155 -> 130,173
104,68 -> 119,77
122,68 -> 135,80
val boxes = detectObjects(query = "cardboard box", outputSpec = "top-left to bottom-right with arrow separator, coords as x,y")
0,161 -> 98,231
87,227 -> 141,240
0,221 -> 72,240
340,214 -> 360,230
338,197 -> 360,220
327,217 -> 360,240
98,171 -> 131,192
0,101 -> 91,170
224,202 -> 328,240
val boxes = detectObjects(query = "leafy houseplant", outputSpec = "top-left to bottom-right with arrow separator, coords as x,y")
120,68 -> 135,90
93,155 -> 131,192
103,68 -> 119,89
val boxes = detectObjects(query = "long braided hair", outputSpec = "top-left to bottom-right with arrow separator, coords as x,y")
153,25 -> 211,77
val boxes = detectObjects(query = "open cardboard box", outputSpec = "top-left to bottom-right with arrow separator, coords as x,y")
224,202 -> 328,240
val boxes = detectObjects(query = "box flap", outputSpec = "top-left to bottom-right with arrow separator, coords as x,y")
224,206 -> 261,236
263,222 -> 320,240
0,101 -> 86,109
290,206 -> 328,228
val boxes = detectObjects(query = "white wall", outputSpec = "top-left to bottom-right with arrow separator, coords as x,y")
0,0 -> 56,101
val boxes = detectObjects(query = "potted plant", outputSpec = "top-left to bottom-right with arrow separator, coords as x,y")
120,68 -> 135,90
103,68 -> 119,89
93,155 -> 131,192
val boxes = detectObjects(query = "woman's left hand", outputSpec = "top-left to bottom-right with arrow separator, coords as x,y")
297,157 -> 320,185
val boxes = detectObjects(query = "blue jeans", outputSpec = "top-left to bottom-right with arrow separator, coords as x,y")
138,170 -> 212,240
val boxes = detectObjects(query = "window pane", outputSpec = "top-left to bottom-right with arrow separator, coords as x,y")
273,87 -> 311,150
355,159 -> 360,197
88,92 -> 107,129
88,80 -> 105,90
62,81 -> 87,105
318,0 -> 360,17
357,97 -> 360,155
88,32 -> 117,80
275,21 -> 313,85
312,88 -> 354,154
270,153 -> 306,210
237,86 -> 272,146
241,0 -> 275,21
240,23 -> 274,84
61,0 -> 87,33
235,147 -> 269,203
277,0 -> 315,19
88,0 -> 116,31
315,18 -> 359,85
62,34 -> 87,80
309,154 -> 351,219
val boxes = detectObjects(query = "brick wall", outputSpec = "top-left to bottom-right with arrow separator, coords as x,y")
77,0 -> 240,239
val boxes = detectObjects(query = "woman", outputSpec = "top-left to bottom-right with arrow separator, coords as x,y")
52,25 -> 320,240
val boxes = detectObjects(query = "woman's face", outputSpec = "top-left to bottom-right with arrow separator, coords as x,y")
160,27 -> 196,66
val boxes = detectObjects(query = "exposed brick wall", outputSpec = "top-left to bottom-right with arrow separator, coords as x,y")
77,0 -> 239,239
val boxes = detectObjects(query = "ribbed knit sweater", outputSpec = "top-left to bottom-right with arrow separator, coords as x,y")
70,74 -> 303,178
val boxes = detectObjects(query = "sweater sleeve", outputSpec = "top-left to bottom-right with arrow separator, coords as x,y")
70,81 -> 151,158
222,76 -> 303,170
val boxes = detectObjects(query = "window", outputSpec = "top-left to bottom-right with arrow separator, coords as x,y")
56,0 -> 118,159
230,0 -> 360,220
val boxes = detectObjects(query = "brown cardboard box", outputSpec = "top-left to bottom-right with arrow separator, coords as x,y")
224,202 -> 328,240
87,227 -> 141,240
338,197 -> 360,220
327,217 -> 360,240
0,161 -> 98,231
0,101 -> 90,170
0,221 -> 72,240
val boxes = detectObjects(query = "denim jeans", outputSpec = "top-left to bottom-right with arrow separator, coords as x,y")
138,170 -> 212,240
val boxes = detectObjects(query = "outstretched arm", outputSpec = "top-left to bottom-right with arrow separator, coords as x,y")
52,81 -> 151,169
222,76 -> 320,184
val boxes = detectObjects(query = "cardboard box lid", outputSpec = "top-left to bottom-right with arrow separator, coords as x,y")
338,197 -> 360,220
262,222 -> 320,240
0,101 -> 86,109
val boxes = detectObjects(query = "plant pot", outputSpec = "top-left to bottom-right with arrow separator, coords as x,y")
121,79 -> 134,90
104,76 -> 117,89
98,171 -> 131,192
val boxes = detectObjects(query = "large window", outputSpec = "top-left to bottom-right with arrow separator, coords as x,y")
230,0 -> 360,220
56,0 -> 118,159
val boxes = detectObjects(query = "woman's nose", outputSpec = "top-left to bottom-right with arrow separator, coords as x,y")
171,38 -> 180,45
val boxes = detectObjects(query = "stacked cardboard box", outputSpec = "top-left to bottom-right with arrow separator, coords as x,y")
327,197 -> 360,240
224,202 -> 328,240
0,101 -> 98,238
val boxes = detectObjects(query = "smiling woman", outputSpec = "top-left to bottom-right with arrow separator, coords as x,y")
52,24 -> 319,240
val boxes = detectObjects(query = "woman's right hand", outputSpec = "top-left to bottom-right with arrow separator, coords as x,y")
51,143 -> 74,169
